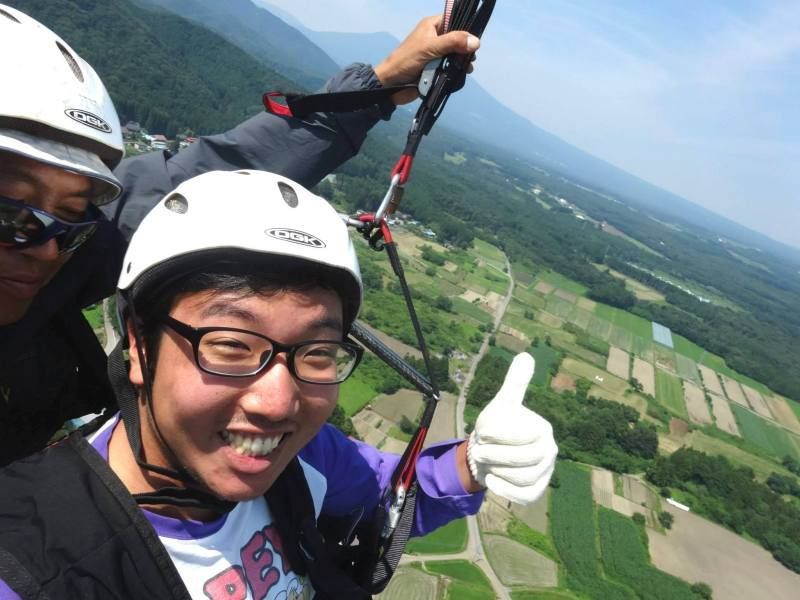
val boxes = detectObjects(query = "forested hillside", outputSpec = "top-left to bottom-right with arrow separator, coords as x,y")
8,0 -> 297,135
16,0 -> 800,402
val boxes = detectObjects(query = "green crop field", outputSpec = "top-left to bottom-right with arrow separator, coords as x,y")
511,262 -> 536,287
514,287 -> 547,309
546,296 -> 575,319
537,271 -> 588,296
424,560 -> 494,600
530,344 -> 561,388
339,377 -> 378,416
451,297 -> 494,324
550,462 -> 635,600
655,369 -> 687,419
597,508 -> 696,600
568,306 -> 594,329
675,354 -> 701,384
731,404 -> 800,460
608,325 -> 634,353
630,335 -> 652,357
672,334 -> 706,362
406,518 -> 468,555
587,315 -> 613,341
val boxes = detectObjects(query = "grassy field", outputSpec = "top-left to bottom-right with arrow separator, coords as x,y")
511,591 -> 581,600
423,560 -> 494,599
672,334 -> 706,362
731,404 -> 800,461
655,368 -> 688,419
597,508 -> 697,600
679,431 -> 794,481
406,518 -> 468,555
530,344 -> 561,388
536,271 -> 588,296
594,304 -> 652,340
675,354 -> 701,384
339,377 -> 378,416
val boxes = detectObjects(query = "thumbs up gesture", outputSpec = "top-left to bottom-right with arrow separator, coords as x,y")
467,353 -> 558,505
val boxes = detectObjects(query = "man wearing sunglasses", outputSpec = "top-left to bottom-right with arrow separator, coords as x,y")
0,4 -> 482,465
0,171 -> 557,599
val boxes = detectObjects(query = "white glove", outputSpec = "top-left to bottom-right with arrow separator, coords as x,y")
467,353 -> 558,505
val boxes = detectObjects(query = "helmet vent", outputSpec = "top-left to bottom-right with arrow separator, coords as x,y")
278,182 -> 298,208
56,41 -> 84,82
0,8 -> 20,23
164,193 -> 189,214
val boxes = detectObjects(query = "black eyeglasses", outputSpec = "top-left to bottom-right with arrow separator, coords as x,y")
0,195 -> 100,254
159,315 -> 363,384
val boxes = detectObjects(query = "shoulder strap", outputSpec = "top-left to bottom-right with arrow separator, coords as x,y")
264,457 -> 372,598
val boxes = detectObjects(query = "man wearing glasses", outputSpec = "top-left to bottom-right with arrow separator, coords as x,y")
0,4 -> 482,465
0,171 -> 557,598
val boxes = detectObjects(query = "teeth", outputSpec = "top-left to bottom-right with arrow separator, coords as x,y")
221,431 -> 283,457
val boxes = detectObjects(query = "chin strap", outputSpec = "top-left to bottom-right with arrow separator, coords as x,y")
107,292 -> 237,513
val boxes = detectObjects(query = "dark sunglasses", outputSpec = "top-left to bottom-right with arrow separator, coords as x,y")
0,195 -> 100,254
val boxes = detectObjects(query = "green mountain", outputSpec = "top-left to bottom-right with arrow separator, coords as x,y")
136,0 -> 339,89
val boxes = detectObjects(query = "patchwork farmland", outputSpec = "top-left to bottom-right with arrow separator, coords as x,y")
683,380 -> 712,426
606,346 -> 630,380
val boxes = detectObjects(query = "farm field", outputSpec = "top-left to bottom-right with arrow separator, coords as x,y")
529,344 -> 560,388
598,508 -> 697,600
697,364 -> 725,397
721,375 -> 748,406
741,384 -> 773,419
536,271 -> 588,295
423,560 -> 494,599
709,394 -> 740,436
372,389 -> 422,425
731,404 -> 800,460
683,380 -> 712,425
650,504 -> 800,600
606,347 -> 630,380
655,368 -> 687,419
406,519 -> 467,555
765,395 -> 800,434
588,386 -> 648,418
675,354 -> 701,384
375,565 -> 438,600
512,489 -> 550,534
484,534 -> 559,588
631,357 -> 655,397
550,462 -> 634,600
561,358 -> 628,395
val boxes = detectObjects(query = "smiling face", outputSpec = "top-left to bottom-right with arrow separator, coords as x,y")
0,151 -> 93,324
123,286 -> 344,509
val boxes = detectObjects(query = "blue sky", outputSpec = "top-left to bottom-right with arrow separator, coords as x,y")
264,0 -> 800,249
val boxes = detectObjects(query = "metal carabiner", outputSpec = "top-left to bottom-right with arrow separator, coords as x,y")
374,174 -> 403,224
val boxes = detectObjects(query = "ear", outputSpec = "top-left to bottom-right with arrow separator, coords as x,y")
126,318 -> 145,387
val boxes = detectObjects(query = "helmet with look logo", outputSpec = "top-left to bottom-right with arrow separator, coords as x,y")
117,169 -> 363,328
0,3 -> 123,204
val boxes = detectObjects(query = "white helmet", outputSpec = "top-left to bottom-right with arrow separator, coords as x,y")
118,170 -> 362,326
0,4 -> 123,204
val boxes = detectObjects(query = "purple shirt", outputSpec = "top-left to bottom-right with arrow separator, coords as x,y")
0,419 -> 482,599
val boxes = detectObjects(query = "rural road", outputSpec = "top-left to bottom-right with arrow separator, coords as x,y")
428,255 -> 515,600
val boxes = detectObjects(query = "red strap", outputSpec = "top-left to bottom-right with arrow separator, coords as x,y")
391,154 -> 414,185
262,92 -> 294,118
399,427 -> 428,490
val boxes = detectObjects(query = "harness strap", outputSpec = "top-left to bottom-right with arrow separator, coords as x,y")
263,84 -> 415,119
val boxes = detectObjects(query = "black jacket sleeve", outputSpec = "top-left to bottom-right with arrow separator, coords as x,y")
105,63 -> 394,241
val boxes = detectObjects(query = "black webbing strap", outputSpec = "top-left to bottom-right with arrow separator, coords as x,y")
362,482 -> 419,593
264,85 -> 416,119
